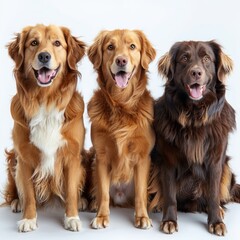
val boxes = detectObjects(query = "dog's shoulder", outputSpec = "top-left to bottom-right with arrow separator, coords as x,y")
10,94 -> 28,127
88,90 -> 110,125
64,91 -> 84,121
217,100 -> 236,132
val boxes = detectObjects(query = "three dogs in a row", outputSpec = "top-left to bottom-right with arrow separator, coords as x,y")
3,24 -> 240,236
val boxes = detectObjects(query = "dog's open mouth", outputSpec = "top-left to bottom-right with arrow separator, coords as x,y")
111,68 -> 134,89
33,66 -> 60,87
187,83 -> 206,100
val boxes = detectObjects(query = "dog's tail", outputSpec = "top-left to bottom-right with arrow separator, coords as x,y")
231,183 -> 240,203
148,164 -> 162,212
2,149 -> 18,205
220,157 -> 240,204
81,146 -> 96,195
223,156 -> 240,204
81,147 -> 97,211
147,148 -> 163,212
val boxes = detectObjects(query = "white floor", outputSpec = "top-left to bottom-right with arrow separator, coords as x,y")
0,202 -> 239,240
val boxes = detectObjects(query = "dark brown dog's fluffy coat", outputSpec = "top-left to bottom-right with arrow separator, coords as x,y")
148,40 -> 240,236
4,24 -> 86,232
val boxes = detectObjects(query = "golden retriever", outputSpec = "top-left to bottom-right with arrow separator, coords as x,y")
87,29 -> 156,229
4,24 -> 86,232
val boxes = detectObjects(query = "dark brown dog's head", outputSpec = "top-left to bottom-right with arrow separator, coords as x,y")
158,41 -> 233,101
8,24 -> 85,88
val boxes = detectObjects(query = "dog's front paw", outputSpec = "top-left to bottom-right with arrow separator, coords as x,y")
64,215 -> 81,231
18,218 -> 37,232
135,216 -> 152,229
91,216 -> 109,229
208,222 -> 227,236
11,199 -> 21,213
160,220 -> 178,234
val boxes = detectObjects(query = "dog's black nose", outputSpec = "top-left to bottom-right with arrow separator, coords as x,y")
38,52 -> 51,63
115,56 -> 128,67
191,67 -> 202,80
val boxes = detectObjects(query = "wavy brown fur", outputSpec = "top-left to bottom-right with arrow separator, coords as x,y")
4,149 -> 18,204
149,40 -> 239,235
4,24 -> 87,231
87,29 -> 156,228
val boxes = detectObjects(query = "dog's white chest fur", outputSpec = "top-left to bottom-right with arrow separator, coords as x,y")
29,105 -> 66,177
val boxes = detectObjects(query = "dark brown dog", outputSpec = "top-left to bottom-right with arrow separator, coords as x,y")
149,41 -> 240,236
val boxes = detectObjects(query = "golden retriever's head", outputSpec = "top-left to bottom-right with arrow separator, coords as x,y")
8,24 -> 85,88
88,29 -> 156,89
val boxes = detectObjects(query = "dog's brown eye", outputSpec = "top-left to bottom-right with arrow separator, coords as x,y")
130,44 -> 136,50
107,44 -> 114,50
203,55 -> 210,62
54,40 -> 61,47
182,56 -> 188,62
31,40 -> 38,46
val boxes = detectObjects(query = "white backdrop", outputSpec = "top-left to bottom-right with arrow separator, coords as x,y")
0,0 -> 240,239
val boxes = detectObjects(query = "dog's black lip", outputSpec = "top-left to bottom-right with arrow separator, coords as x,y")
116,70 -> 127,75
186,82 -> 206,90
110,67 -> 135,82
189,83 -> 200,88
33,65 -> 60,85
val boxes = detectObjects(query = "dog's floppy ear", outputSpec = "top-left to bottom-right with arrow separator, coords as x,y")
134,30 -> 156,70
7,26 -> 31,70
158,52 -> 171,80
218,52 -> 233,82
209,40 -> 233,83
88,30 -> 108,70
61,27 -> 86,72
158,42 -> 181,81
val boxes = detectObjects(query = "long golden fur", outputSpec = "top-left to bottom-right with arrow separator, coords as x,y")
87,29 -> 156,229
4,24 -> 86,232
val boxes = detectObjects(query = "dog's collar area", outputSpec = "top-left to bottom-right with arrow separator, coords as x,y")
111,67 -> 135,89
186,83 -> 206,100
33,66 -> 60,87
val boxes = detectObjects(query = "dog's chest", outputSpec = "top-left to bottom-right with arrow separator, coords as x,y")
29,106 -> 66,176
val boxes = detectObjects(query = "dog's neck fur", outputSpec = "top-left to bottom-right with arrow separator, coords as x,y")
15,71 -> 77,119
88,70 -> 153,132
98,69 -> 148,110
165,80 -> 226,127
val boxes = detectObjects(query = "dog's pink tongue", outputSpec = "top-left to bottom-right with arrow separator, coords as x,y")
115,72 -> 130,88
189,85 -> 203,99
38,69 -> 56,84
